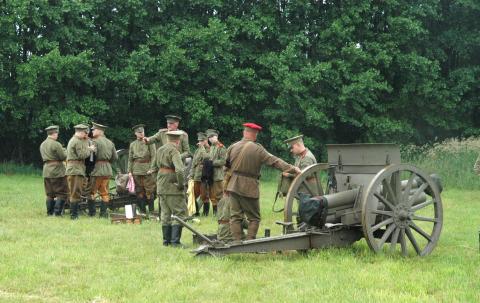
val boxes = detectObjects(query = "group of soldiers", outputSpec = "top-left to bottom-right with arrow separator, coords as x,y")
40,114 -> 318,246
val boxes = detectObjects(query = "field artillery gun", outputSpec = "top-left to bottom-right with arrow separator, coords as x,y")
182,144 -> 443,257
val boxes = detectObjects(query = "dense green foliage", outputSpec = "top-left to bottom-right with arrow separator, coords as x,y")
1,0 -> 479,163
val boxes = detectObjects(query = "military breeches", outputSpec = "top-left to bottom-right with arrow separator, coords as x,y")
67,175 -> 84,203
44,177 -> 68,201
133,174 -> 156,200
193,181 -> 208,202
159,195 -> 187,226
217,197 -> 232,241
90,176 -> 110,202
229,192 -> 260,223
208,181 -> 223,206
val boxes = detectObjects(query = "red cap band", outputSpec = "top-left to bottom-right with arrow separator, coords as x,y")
243,122 -> 262,131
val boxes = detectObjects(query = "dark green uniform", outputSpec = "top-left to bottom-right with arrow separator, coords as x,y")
66,133 -> 90,219
150,136 -> 187,246
39,136 -> 68,216
225,139 -> 297,240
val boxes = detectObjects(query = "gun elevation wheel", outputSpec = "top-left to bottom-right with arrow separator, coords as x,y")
362,164 -> 443,256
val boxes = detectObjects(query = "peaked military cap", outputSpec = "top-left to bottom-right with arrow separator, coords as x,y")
243,122 -> 262,131
206,129 -> 219,137
166,130 -> 183,140
74,124 -> 89,133
197,132 -> 207,141
45,125 -> 59,134
92,122 -> 107,131
284,135 -> 304,145
165,115 -> 182,122
132,124 -> 145,133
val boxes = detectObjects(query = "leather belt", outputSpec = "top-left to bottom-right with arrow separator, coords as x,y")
45,160 -> 62,164
134,159 -> 151,163
233,171 -> 260,180
159,167 -> 175,173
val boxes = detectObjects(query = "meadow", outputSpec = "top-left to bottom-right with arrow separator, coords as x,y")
0,139 -> 480,302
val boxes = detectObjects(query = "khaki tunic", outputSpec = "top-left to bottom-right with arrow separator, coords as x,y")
66,136 -> 90,176
294,148 -> 317,170
91,136 -> 117,177
147,128 -> 190,159
209,142 -> 227,181
225,139 -> 297,199
128,139 -> 156,175
151,142 -> 185,195
191,145 -> 210,181
39,137 -> 67,178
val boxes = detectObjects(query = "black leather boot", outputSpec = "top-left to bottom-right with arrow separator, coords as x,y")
171,225 -> 183,247
70,202 -> 79,220
138,197 -> 147,213
202,202 -> 210,216
54,199 -> 65,216
162,225 -> 172,246
99,202 -> 108,218
46,199 -> 55,216
147,198 -> 155,213
212,205 -> 218,216
87,200 -> 96,217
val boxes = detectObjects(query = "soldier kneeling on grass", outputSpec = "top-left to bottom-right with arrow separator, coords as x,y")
39,125 -> 69,216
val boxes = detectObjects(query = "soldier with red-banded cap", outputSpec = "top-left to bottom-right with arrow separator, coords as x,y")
224,122 -> 300,241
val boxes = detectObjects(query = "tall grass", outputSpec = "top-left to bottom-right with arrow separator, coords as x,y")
402,137 -> 480,190
0,161 -> 41,176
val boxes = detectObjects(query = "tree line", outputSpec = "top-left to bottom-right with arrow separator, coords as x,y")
0,0 -> 479,164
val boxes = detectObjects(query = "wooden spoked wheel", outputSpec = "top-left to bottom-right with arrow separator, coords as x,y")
362,164 -> 443,256
283,163 -> 330,229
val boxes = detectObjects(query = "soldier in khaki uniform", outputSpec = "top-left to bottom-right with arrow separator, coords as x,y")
144,115 -> 190,160
148,131 -> 188,247
225,123 -> 300,241
39,125 -> 68,216
283,135 -> 317,172
89,122 -> 117,217
206,129 -> 227,216
66,124 -> 95,220
128,124 -> 156,213
191,132 -> 210,216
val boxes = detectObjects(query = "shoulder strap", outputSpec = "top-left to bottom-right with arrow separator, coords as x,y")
231,141 -> 253,172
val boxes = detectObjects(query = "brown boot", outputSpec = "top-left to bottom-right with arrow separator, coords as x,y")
230,221 -> 243,242
246,221 -> 260,240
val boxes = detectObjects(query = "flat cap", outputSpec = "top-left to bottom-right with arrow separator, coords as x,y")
243,122 -> 262,131
45,125 -> 59,133
284,135 -> 304,145
132,124 -> 145,133
166,130 -> 183,140
74,124 -> 89,132
165,115 -> 182,122
91,122 -> 107,131
206,129 -> 219,137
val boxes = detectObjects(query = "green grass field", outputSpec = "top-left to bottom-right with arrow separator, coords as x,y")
0,173 -> 479,303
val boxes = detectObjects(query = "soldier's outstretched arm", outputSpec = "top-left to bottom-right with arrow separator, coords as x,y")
145,131 -> 160,145
259,146 -> 298,174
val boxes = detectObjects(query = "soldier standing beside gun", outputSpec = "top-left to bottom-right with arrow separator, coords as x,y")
225,123 -> 300,241
66,124 -> 94,220
89,122 -> 117,218
206,129 -> 226,216
191,132 -> 210,216
148,131 -> 188,247
128,124 -> 156,214
39,125 -> 68,216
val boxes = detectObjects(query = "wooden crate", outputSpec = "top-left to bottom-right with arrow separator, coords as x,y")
110,213 -> 142,224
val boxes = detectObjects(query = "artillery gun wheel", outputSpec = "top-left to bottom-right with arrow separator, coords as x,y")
284,163 -> 330,229
362,164 -> 443,256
